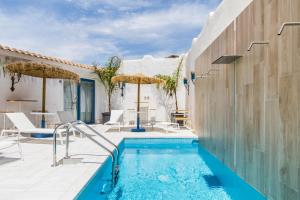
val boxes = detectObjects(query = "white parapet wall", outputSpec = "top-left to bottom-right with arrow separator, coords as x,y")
114,55 -> 187,124
186,0 -> 253,67
185,0 -> 253,128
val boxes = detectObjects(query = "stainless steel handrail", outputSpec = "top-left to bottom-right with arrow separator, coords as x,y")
52,122 -> 71,167
52,121 -> 119,186
71,124 -> 118,185
71,120 -> 120,165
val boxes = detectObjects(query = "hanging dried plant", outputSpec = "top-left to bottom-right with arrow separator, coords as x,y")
10,73 -> 22,91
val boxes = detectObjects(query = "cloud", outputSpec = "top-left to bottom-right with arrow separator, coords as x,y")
68,0 -> 152,11
84,3 -> 213,57
0,0 -> 220,63
0,7 -> 121,63
92,3 -> 210,39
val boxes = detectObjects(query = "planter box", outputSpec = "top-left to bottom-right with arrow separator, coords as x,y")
102,112 -> 111,124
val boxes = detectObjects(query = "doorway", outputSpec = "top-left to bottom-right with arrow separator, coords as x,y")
63,80 -> 78,119
77,78 -> 95,124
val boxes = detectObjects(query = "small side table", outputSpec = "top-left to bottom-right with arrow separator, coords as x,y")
6,99 -> 38,111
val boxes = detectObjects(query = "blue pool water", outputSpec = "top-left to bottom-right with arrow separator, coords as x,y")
76,139 -> 266,200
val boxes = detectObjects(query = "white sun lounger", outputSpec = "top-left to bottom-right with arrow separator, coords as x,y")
1,112 -> 65,144
104,110 -> 124,132
155,122 -> 180,133
57,111 -> 110,137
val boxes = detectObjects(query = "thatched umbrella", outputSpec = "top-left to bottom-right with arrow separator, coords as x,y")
112,73 -> 164,132
5,62 -> 79,128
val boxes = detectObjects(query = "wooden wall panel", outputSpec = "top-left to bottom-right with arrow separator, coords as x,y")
195,22 -> 235,169
235,0 -> 266,193
193,0 -> 300,199
265,0 -> 300,199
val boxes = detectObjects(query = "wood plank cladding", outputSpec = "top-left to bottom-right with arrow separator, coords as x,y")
193,0 -> 300,199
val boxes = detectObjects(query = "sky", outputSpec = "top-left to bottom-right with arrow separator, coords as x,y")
0,0 -> 221,65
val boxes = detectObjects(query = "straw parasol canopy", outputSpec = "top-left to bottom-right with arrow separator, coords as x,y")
112,73 -> 164,85
5,62 -> 79,81
5,61 -> 79,129
112,73 -> 164,132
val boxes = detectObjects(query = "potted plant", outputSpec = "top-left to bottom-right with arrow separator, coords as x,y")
94,56 -> 122,123
156,57 -> 183,122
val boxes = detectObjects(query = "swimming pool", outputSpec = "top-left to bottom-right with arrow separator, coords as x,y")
76,138 -> 265,200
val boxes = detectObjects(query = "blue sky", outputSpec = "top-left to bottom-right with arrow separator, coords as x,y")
0,0 -> 221,65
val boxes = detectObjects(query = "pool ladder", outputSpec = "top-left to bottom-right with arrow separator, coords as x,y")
52,121 -> 120,187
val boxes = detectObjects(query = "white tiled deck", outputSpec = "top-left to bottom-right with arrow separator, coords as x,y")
0,128 -> 197,200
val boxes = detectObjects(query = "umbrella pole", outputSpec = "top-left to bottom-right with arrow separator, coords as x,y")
137,81 -> 140,129
32,77 -> 49,138
132,80 -> 145,132
41,77 -> 46,128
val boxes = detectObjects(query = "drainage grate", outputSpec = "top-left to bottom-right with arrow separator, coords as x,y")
203,175 -> 222,188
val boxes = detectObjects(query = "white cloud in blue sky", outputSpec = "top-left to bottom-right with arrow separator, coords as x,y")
0,0 -> 221,64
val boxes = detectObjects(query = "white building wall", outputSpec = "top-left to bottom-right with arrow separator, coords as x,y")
114,55 -> 186,124
95,81 -> 107,122
185,0 -> 253,128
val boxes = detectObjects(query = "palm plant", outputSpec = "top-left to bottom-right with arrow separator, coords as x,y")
94,56 -> 122,112
156,57 -> 183,113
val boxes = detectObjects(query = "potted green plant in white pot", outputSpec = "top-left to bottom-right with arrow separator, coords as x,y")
94,56 -> 122,123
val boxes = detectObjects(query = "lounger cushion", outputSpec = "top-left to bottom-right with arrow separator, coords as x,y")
104,110 -> 123,125
104,121 -> 120,125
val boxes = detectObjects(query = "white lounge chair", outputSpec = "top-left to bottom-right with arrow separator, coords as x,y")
1,113 -> 65,144
57,111 -> 78,136
104,110 -> 124,132
0,135 -> 23,160
155,121 -> 180,133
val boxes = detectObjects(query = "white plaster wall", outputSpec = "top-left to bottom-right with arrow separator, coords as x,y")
114,55 -> 186,124
185,0 -> 253,129
94,79 -> 109,122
